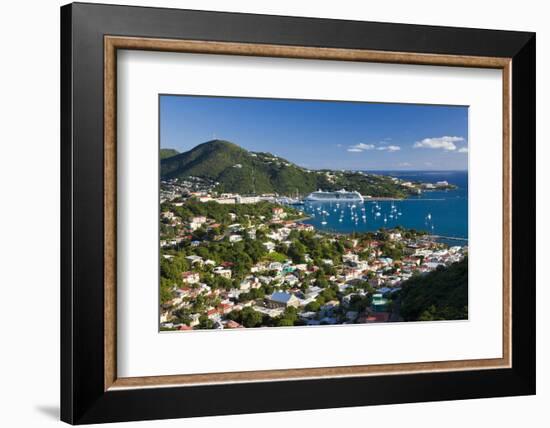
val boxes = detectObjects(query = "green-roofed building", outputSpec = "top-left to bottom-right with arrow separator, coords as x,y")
371,293 -> 388,313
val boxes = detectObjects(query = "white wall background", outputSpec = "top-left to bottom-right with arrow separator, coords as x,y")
0,0 -> 546,427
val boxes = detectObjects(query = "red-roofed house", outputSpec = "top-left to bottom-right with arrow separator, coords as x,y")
365,312 -> 390,323
225,320 -> 243,329
217,302 -> 234,314
181,271 -> 200,284
206,308 -> 219,319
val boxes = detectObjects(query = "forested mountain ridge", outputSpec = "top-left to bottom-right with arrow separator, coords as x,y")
160,148 -> 180,159
160,140 -> 411,197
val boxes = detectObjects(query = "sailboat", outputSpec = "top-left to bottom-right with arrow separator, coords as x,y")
321,210 -> 328,225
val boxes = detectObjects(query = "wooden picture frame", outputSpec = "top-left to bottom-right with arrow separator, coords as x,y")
61,2 -> 535,424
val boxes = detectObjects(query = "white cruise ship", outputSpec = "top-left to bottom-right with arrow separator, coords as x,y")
304,189 -> 364,202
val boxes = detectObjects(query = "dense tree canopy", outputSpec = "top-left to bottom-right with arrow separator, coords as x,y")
399,257 -> 468,321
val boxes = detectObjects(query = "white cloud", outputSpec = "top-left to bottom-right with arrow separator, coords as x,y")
354,143 -> 375,150
347,142 -> 402,153
347,143 -> 375,153
377,145 -> 401,152
413,136 -> 464,151
424,161 -> 433,166
336,144 -> 342,147
458,147 -> 468,153
398,162 -> 412,167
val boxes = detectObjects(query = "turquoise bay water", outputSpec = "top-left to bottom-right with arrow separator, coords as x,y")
302,171 -> 468,241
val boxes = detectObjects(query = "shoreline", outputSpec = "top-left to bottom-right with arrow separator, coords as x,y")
296,219 -> 468,244
290,190 -> 459,204
364,197 -> 405,201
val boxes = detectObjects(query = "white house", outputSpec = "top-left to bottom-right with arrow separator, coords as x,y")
304,286 -> 322,301
239,280 -> 252,291
284,274 -> 299,287
213,267 -> 232,279
263,241 -> 276,253
189,313 -> 201,327
161,211 -> 175,220
267,231 -> 283,241
268,262 -> 283,272
229,234 -> 243,243
185,255 -> 203,266
271,207 -> 286,220
342,253 -> 359,264
181,271 -> 200,284
266,292 -> 300,308
189,216 -> 207,231
236,195 -> 261,204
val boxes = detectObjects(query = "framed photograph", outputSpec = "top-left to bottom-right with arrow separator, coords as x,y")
61,2 -> 535,424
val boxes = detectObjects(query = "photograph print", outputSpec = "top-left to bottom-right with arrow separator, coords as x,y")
159,95 -> 469,331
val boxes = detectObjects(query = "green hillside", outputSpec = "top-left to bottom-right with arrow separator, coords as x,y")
160,140 -> 409,197
399,257 -> 468,321
160,148 -> 179,160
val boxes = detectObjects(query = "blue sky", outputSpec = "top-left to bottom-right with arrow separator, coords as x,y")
160,95 -> 468,171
